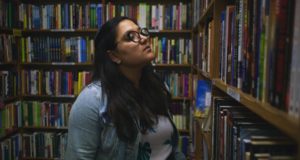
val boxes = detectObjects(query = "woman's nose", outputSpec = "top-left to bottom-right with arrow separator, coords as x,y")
139,34 -> 149,44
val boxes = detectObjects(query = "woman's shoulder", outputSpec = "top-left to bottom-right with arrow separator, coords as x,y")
73,81 -> 107,112
79,81 -> 103,99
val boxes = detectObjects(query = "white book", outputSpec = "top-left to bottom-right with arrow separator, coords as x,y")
151,5 -> 156,29
158,4 -> 163,30
138,3 -> 147,28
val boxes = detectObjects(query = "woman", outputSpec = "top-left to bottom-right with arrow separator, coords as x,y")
65,16 -> 186,160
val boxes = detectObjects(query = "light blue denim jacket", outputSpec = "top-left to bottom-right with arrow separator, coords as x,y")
65,81 -> 186,160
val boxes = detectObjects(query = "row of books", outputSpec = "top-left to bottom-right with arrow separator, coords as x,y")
106,2 -> 192,30
0,132 -> 67,159
170,101 -> 189,131
21,70 -> 92,96
212,97 -> 297,160
218,0 -> 295,111
150,37 -> 192,65
20,36 -> 192,64
0,101 -> 71,137
157,71 -> 194,98
19,3 -> 103,29
15,2 -> 193,30
0,71 -> 18,100
193,19 -> 214,74
0,0 -> 19,28
21,36 -> 95,63
0,34 -> 18,63
192,0 -> 213,27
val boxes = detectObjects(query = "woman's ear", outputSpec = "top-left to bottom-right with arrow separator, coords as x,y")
107,50 -> 122,64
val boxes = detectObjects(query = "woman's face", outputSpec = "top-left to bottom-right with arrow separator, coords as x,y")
113,20 -> 155,67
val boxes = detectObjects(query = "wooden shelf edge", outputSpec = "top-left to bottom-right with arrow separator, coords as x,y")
0,62 -> 17,66
178,129 -> 189,133
192,65 -> 211,79
0,127 -> 68,142
193,0 -> 215,31
213,79 -> 300,143
21,62 -> 93,66
153,63 -> 192,68
171,96 -> 193,101
1,96 -> 19,105
22,158 -> 59,160
149,29 -> 192,34
0,128 -> 19,142
22,29 -> 97,32
21,95 -> 77,102
22,126 -> 68,132
21,29 -> 192,34
199,0 -> 215,22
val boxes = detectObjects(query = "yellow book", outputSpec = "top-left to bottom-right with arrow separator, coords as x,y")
21,38 -> 25,63
77,72 -> 82,94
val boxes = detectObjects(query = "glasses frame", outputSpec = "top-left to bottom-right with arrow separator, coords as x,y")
115,28 -> 150,45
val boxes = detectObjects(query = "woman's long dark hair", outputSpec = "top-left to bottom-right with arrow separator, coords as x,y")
93,16 -> 171,142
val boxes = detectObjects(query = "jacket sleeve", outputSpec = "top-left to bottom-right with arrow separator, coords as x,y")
64,85 -> 104,160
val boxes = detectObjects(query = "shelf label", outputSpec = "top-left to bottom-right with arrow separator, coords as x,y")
13,29 -> 22,36
226,87 -> 240,102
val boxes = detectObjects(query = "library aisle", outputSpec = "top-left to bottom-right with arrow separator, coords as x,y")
1,0 -> 300,159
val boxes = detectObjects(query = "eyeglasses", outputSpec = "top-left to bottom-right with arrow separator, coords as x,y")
116,28 -> 150,44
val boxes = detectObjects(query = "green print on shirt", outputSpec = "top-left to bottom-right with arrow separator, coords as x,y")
137,142 -> 151,160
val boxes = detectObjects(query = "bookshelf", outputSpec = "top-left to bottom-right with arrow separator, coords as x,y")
192,0 -> 300,159
0,0 -> 196,159
213,79 -> 300,143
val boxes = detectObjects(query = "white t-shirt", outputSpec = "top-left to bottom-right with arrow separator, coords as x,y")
138,116 -> 174,160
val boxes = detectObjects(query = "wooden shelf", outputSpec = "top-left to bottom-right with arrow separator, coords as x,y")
192,65 -> 211,79
22,29 -> 98,36
193,0 -> 215,31
22,95 -> 76,102
213,79 -> 300,143
20,63 -> 194,71
21,126 -> 68,132
1,96 -> 19,105
153,64 -> 193,71
154,63 -> 191,67
171,96 -> 193,101
0,28 -> 13,34
0,127 -> 67,142
0,62 -> 17,65
0,62 -> 18,70
20,0 -> 102,4
22,158 -> 60,160
21,62 -> 93,70
149,29 -> 192,35
21,29 -> 191,35
106,0 -> 191,3
178,129 -> 189,135
0,128 -> 19,142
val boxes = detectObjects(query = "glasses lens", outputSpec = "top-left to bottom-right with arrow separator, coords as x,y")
127,31 -> 140,42
140,28 -> 149,37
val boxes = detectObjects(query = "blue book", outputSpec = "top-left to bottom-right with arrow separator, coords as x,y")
161,37 -> 167,64
81,38 -> 87,62
195,80 -> 211,116
97,4 -> 102,29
